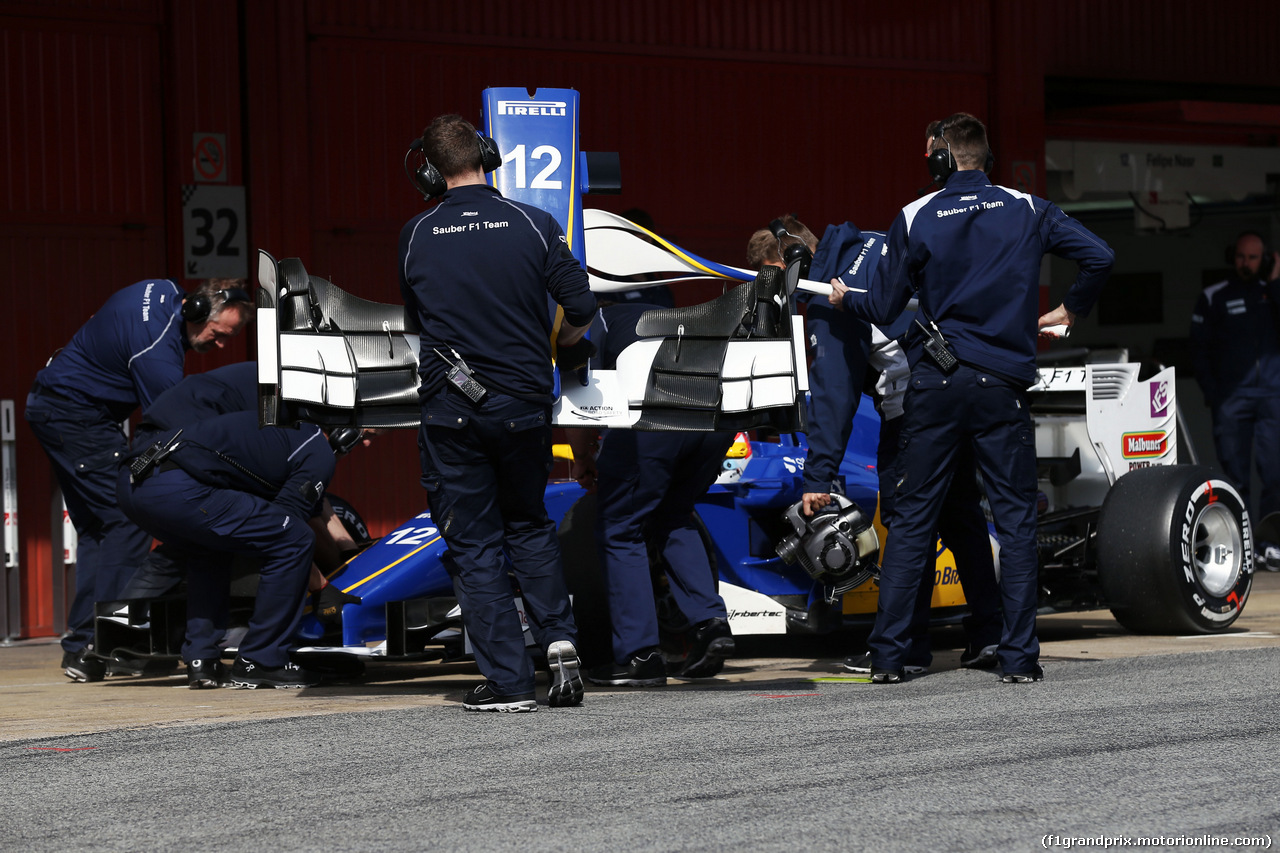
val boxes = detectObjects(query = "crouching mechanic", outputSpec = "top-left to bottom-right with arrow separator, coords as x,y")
122,360 -> 364,632
568,301 -> 737,687
117,410 -> 340,689
25,278 -> 252,682
399,113 -> 597,712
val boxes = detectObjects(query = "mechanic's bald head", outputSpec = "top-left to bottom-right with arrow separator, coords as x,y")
1234,231 -> 1267,280
422,114 -> 484,181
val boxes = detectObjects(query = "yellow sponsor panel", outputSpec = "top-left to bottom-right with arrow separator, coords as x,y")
841,502 -> 973,615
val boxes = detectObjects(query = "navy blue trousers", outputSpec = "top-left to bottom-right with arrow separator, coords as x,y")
802,303 -> 870,494
116,466 -> 314,668
595,429 -> 734,664
877,416 -> 1002,667
1212,391 -> 1280,519
418,392 -> 576,696
25,392 -> 153,654
869,363 -> 1040,675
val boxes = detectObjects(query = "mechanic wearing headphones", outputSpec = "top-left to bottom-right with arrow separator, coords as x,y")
1190,232 -> 1280,570
833,112 -> 1113,683
399,114 -> 596,712
25,278 -> 252,682
117,410 -> 353,689
746,216 -> 873,520
566,301 -> 737,687
762,209 -> 1002,675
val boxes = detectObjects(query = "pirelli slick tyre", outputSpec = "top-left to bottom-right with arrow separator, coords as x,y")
325,494 -> 370,543
1097,465 -> 1252,634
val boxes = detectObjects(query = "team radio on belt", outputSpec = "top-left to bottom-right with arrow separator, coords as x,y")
35,88 -> 1270,708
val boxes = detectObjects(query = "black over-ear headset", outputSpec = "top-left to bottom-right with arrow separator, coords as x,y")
404,132 -> 503,200
926,123 -> 996,187
769,217 -> 813,289
181,286 -> 253,324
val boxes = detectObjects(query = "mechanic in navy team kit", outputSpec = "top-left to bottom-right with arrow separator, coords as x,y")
25,278 -> 252,682
753,213 -> 1001,675
398,114 -> 597,712
833,112 -> 1113,683
566,301 -> 736,687
117,411 -> 353,689
1190,231 -> 1280,570
746,216 -> 872,519
118,362 -> 364,683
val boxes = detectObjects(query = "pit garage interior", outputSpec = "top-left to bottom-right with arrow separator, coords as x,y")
2,0 -> 1278,641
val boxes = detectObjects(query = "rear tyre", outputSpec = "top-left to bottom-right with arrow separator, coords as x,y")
1097,465 -> 1252,634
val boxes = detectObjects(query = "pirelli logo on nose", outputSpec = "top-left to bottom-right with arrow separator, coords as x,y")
1121,431 -> 1168,459
497,100 -> 568,117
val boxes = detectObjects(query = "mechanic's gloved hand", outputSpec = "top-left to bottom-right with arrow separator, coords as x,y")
557,337 -> 597,374
314,584 -> 362,626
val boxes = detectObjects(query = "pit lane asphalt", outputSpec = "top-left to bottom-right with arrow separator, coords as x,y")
4,573 -> 1279,852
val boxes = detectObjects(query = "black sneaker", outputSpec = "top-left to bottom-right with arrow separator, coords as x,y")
870,667 -> 905,684
229,657 -> 319,689
676,617 -> 735,679
62,649 -> 106,683
842,652 -> 927,675
960,643 -> 999,670
1001,667 -> 1044,684
587,649 -> 667,687
186,658 -> 227,689
462,682 -> 537,713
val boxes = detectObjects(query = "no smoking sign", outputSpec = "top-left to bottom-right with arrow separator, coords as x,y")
193,133 -> 227,183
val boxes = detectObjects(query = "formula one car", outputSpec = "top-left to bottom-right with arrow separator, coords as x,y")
251,87 -> 1250,668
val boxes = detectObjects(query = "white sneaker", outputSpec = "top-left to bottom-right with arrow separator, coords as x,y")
1264,543 -> 1280,572
546,640 -> 584,707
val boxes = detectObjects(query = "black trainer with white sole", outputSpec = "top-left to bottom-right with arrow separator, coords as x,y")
62,649 -> 106,683
675,618 -> 735,679
546,640 -> 584,707
842,652 -> 927,675
587,649 -> 667,687
870,668 -> 905,684
186,658 -> 227,689
229,657 -> 319,689
462,682 -> 538,712
960,644 -> 999,670
1001,668 -> 1044,683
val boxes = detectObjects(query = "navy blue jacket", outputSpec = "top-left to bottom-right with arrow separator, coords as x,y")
148,411 -> 335,521
398,184 -> 596,403
591,302 -> 656,369
1190,275 -> 1280,406
35,279 -> 190,421
139,361 -> 258,437
800,223 -> 882,494
844,170 -> 1114,386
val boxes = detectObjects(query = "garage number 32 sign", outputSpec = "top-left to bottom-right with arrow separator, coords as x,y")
183,132 -> 248,278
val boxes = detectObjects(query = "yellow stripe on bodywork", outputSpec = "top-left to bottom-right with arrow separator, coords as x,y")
621,220 -> 735,279
339,536 -> 443,594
